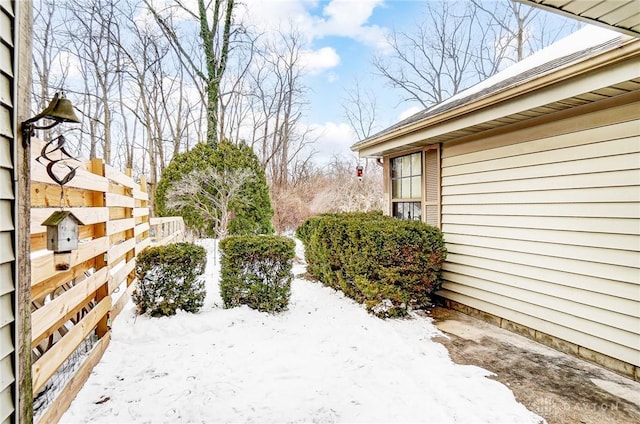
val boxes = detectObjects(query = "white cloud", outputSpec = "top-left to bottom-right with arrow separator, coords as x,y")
308,121 -> 358,164
238,0 -> 315,35
239,0 -> 388,49
300,47 -> 340,75
313,0 -> 388,49
148,0 -> 389,83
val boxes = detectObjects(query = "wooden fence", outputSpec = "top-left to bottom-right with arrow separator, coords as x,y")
29,140 -> 184,423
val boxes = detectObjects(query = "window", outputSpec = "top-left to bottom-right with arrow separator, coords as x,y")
388,146 -> 441,227
390,152 -> 422,220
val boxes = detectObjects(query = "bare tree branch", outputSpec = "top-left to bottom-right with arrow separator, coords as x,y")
166,167 -> 253,238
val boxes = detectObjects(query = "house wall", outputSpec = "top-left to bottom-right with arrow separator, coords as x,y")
0,0 -> 16,422
437,94 -> 640,373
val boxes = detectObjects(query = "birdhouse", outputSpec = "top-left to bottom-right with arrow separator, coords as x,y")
41,211 -> 84,270
356,165 -> 364,181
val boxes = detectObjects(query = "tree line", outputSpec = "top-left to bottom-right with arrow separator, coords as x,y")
31,0 -> 577,232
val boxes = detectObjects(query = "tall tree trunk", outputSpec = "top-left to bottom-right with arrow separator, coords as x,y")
146,0 -> 236,148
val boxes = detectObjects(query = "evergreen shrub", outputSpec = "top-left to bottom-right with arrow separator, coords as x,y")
155,141 -> 273,236
220,235 -> 295,313
133,242 -> 207,317
296,211 -> 447,317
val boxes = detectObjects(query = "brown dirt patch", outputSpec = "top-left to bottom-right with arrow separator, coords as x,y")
429,307 -> 640,424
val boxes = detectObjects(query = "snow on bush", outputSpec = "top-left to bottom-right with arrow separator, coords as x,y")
296,211 -> 447,318
219,235 -> 295,313
133,242 -> 207,316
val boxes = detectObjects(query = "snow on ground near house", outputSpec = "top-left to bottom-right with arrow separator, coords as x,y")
61,239 -> 543,423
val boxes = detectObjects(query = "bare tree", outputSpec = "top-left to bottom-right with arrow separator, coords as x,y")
166,167 -> 252,238
107,1 -> 202,207
64,0 -> 124,164
342,78 -> 379,142
32,0 -> 77,148
218,31 -> 259,145
374,1 -> 478,108
32,0 -> 69,115
311,155 -> 383,214
374,0 -> 579,108
271,153 -> 384,233
247,28 -> 314,190
341,76 -> 384,205
470,0 -> 579,78
144,0 -> 238,147
118,18 -> 168,207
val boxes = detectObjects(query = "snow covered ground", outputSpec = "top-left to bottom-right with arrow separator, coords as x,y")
61,239 -> 544,423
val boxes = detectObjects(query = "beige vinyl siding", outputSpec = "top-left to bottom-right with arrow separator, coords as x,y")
438,99 -> 640,367
0,0 -> 15,422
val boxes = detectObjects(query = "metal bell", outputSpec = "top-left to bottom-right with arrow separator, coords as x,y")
46,95 -> 81,123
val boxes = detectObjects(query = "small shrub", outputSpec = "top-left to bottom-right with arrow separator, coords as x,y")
219,235 -> 295,313
134,242 -> 207,317
296,212 -> 447,318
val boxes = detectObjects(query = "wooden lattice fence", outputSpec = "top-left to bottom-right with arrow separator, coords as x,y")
29,140 -> 184,423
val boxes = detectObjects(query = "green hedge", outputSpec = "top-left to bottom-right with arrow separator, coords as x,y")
133,242 -> 207,317
296,211 -> 447,317
219,235 -> 295,313
155,141 -> 273,237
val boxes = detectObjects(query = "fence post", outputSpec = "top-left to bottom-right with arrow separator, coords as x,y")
137,175 -> 149,250
125,169 -> 136,288
90,158 -> 109,338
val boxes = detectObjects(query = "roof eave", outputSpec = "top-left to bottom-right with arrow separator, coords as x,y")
352,37 -> 640,157
514,0 -> 640,39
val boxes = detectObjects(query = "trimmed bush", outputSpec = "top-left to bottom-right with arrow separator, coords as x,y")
219,235 -> 295,313
155,141 -> 274,237
133,242 -> 207,317
296,211 -> 447,318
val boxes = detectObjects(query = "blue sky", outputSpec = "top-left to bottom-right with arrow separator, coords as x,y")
240,0 -> 428,162
43,0 -> 580,167
237,0 -> 584,164
303,1 -> 422,122
50,0 -> 424,165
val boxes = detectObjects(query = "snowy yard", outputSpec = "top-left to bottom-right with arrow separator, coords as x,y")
61,239 -> 543,423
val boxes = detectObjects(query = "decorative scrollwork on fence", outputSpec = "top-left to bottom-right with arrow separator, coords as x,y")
35,135 -> 79,186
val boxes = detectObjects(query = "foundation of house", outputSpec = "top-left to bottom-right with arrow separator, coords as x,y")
439,298 -> 639,381
429,303 -> 640,424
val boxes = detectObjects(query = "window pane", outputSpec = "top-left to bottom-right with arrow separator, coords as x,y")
392,178 -> 401,198
411,153 -> 422,176
410,176 -> 422,198
391,157 -> 401,178
411,202 -> 422,221
406,203 -> 416,220
392,202 -> 401,219
401,177 -> 411,199
391,153 -> 423,221
393,202 -> 422,221
402,155 -> 412,176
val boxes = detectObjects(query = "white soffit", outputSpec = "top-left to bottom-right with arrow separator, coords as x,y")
515,0 -> 640,37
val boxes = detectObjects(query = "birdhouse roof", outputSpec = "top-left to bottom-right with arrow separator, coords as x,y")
41,210 -> 84,226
